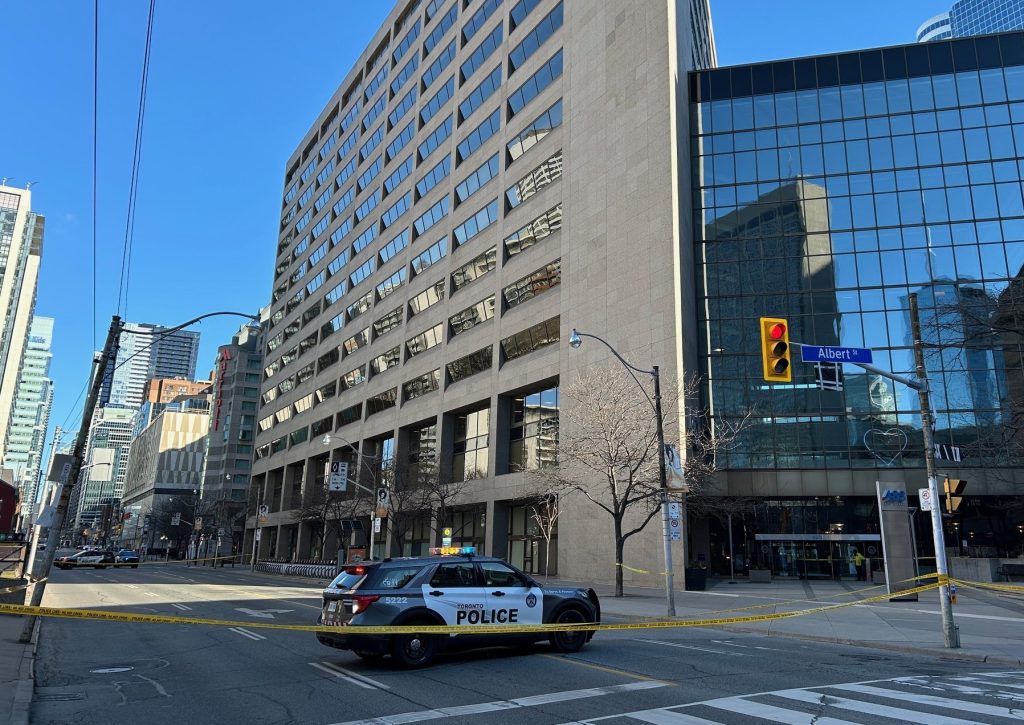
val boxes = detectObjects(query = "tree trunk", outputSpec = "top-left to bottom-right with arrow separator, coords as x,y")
543,535 -> 551,582
614,517 -> 624,597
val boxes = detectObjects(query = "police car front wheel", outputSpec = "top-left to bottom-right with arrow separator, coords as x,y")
549,608 -> 589,653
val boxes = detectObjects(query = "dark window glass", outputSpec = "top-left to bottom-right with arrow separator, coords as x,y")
503,260 -> 560,308
452,245 -> 497,292
403,369 -> 441,400
508,3 -> 562,75
447,346 -> 492,383
449,295 -> 496,336
366,388 -> 397,416
500,316 -> 559,360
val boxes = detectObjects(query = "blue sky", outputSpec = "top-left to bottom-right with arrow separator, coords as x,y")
0,0 -> 950,450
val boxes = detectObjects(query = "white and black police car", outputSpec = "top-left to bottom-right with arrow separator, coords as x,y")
316,547 -> 601,667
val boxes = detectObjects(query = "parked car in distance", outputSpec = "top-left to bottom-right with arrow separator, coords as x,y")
115,549 -> 140,568
54,550 -> 115,569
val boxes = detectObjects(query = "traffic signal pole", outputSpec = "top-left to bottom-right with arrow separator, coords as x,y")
20,316 -> 123,643
908,293 -> 959,649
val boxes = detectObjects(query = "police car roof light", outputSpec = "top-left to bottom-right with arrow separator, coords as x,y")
429,546 -> 477,556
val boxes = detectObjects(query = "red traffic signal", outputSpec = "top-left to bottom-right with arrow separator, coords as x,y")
760,317 -> 792,382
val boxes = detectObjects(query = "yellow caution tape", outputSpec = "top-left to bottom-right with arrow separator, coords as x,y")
0,578 -> 947,636
951,578 -> 1024,596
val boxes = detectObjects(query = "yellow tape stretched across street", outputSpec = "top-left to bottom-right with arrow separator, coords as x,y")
951,578 -> 1024,596
0,578 -> 946,636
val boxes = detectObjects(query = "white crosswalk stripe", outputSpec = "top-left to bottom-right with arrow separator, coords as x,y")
578,671 -> 1024,725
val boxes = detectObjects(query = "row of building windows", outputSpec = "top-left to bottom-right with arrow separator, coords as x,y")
257,319 -> 561,444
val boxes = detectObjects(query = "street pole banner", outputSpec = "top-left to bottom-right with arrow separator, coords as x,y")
664,445 -> 687,492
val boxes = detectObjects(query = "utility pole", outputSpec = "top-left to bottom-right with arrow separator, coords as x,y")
250,484 -> 263,571
20,315 -> 122,642
652,366 -> 677,617
909,293 -> 959,649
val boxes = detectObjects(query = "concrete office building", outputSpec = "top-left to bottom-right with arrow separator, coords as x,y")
689,31 -> 1024,576
133,377 -> 212,436
0,184 -> 44,465
3,316 -> 54,529
917,0 -> 1024,43
248,0 -> 715,584
100,322 -> 201,410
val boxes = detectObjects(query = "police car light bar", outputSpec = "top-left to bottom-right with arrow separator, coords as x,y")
429,546 -> 476,556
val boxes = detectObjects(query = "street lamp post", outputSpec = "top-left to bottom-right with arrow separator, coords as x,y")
568,329 -> 677,617
321,434 -> 381,562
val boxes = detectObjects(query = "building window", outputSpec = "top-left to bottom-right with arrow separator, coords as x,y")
507,49 -> 563,119
423,3 -> 457,57
393,19 -> 422,65
422,40 -> 457,91
386,121 -> 416,163
373,306 -> 404,339
507,99 -> 562,164
359,125 -> 385,162
355,190 -> 382,223
366,388 -> 398,417
343,327 -> 370,355
452,245 -> 497,293
507,3 -> 562,76
453,200 -> 498,247
456,109 -> 501,166
461,24 -> 503,85
388,87 -> 417,130
500,316 -> 559,361
320,313 -> 345,341
391,54 -> 420,97
403,369 -> 441,401
420,77 -> 455,128
509,386 -> 559,471
406,421 -> 437,482
462,0 -> 500,44
455,154 -> 499,205
418,114 -> 454,163
416,155 -> 452,200
505,151 -> 562,210
509,0 -> 542,31
446,346 -> 492,384
452,408 -> 489,481
352,226 -> 378,254
409,279 -> 446,317
357,156 -> 383,192
413,197 -> 450,238
341,365 -> 366,390
380,191 -> 412,230
346,289 -> 374,323
349,258 -> 376,288
458,65 -> 502,125
503,260 -> 561,309
362,94 -> 387,132
315,380 -> 337,405
411,237 -> 447,276
406,323 -> 444,358
337,402 -> 363,427
383,156 -> 414,196
379,229 -> 411,265
449,295 -> 496,336
317,347 -> 340,373
370,346 -> 402,376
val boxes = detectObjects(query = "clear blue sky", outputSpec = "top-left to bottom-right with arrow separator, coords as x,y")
0,0 -> 950,451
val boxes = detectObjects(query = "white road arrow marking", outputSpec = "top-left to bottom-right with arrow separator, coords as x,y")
235,607 -> 294,619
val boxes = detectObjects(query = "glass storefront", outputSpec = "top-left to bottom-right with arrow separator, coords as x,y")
507,501 -> 558,576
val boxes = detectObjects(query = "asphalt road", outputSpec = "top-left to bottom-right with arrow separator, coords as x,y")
32,560 -> 1024,724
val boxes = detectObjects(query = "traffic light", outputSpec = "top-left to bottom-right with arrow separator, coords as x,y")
759,317 -> 792,383
943,478 -> 966,513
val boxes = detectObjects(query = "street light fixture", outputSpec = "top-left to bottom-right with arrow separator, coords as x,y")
568,328 -> 677,617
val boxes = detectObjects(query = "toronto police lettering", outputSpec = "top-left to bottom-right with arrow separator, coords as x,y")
455,606 -> 519,624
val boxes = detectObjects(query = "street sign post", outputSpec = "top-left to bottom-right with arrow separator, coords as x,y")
800,345 -> 873,364
919,488 -> 933,512
328,461 -> 349,492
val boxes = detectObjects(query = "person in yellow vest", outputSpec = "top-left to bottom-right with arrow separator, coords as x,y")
853,549 -> 866,581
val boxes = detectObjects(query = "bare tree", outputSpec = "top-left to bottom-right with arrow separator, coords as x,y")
424,463 -> 475,545
527,493 -> 560,580
532,367 -> 667,596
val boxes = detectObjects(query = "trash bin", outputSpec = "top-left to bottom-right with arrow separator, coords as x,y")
684,568 -> 707,591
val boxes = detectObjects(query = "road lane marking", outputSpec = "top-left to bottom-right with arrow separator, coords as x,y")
831,683 -> 1024,719
710,639 -> 786,652
703,694 -> 864,724
598,711 -> 720,725
329,681 -> 666,725
125,584 -> 139,589
229,627 -> 266,641
170,603 -> 192,611
638,639 -> 749,656
309,662 -> 386,690
773,688 -> 989,724
539,654 -> 670,684
143,592 -> 158,598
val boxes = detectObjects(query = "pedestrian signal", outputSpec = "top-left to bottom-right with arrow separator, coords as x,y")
943,478 -> 966,513
759,317 -> 792,383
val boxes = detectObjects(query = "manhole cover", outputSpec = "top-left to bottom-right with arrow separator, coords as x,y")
90,666 -> 134,673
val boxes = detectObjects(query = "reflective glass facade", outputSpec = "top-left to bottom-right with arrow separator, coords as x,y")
690,33 -> 1024,473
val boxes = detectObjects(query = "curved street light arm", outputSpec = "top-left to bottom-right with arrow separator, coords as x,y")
571,330 -> 658,415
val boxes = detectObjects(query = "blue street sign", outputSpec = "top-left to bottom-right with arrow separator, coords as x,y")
800,345 -> 873,364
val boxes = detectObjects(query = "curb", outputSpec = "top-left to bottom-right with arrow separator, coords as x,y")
600,608 -> 1024,668
9,617 -> 38,725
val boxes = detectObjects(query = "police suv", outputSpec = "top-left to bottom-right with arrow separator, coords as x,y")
317,547 -> 601,667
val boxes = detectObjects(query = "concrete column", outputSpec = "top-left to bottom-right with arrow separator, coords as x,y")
492,394 -> 513,476
487,498 -> 510,560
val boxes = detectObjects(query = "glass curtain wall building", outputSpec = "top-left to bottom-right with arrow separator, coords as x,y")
690,33 -> 1024,572
917,0 -> 1024,44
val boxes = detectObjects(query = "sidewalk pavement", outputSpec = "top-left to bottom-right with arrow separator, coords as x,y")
1,585 -> 37,725
547,574 -> 1024,666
